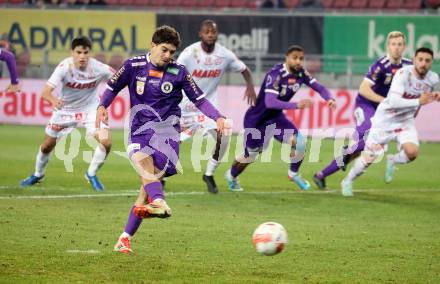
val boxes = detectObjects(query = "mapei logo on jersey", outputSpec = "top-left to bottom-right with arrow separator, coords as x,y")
136,81 -> 145,95
161,81 -> 173,94
192,69 -> 221,78
65,81 -> 97,89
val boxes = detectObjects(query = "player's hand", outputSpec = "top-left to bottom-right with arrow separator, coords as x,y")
431,91 -> 440,102
216,117 -> 233,136
51,97 -> 64,110
327,99 -> 337,109
6,83 -> 20,93
96,105 -> 109,129
419,93 -> 435,105
297,99 -> 312,109
244,86 -> 257,106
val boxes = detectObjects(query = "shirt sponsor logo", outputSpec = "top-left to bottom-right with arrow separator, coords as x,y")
148,79 -> 160,86
136,81 -> 145,95
131,62 -> 146,67
149,70 -> 163,78
167,67 -> 179,76
161,81 -> 173,94
65,81 -> 97,89
192,69 -> 221,78
110,65 -> 125,84
136,76 -> 147,81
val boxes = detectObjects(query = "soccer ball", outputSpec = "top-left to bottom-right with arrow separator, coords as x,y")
252,222 -> 288,256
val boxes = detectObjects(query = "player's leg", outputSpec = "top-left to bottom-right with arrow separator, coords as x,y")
385,127 -> 419,183
225,126 -> 264,192
341,128 -> 391,196
20,123 -> 61,186
203,127 -> 229,194
313,103 -> 374,189
84,127 -> 112,191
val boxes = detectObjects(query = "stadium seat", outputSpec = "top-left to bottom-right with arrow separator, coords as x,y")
181,0 -> 198,7
117,0 -> 134,5
105,0 -> 119,4
214,0 -> 230,8
320,0 -> 333,8
284,0 -> 300,9
246,0 -> 258,9
350,0 -> 367,8
229,0 -> 247,8
402,0 -> 421,9
386,0 -> 403,8
132,0 -> 150,6
198,0 -> 214,7
368,0 -> 386,9
165,0 -> 181,6
331,0 -> 350,8
149,0 -> 166,6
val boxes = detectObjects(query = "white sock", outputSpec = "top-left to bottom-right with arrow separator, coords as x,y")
121,232 -> 132,239
205,158 -> 219,176
288,170 -> 297,178
87,146 -> 107,176
391,151 -> 409,164
34,148 -> 51,177
346,157 -> 368,182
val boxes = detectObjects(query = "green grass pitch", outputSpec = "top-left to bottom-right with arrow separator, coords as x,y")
1,125 -> 439,283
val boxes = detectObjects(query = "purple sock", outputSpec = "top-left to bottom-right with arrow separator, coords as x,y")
320,159 -> 340,178
289,159 -> 303,173
349,140 -> 365,154
230,165 -> 240,178
124,205 -> 142,236
143,181 -> 164,201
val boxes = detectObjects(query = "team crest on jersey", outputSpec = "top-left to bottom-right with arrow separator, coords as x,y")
215,57 -> 222,65
136,81 -> 145,95
161,81 -> 173,94
291,83 -> 301,92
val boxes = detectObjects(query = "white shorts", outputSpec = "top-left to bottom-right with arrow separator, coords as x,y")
45,107 -> 108,138
365,125 -> 419,154
180,113 -> 217,142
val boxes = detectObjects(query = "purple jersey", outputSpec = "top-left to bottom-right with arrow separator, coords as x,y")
106,53 -> 206,135
356,56 -> 412,108
244,63 -> 315,127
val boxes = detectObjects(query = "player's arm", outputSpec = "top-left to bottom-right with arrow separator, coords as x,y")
182,71 -> 231,135
96,61 -> 130,127
42,84 -> 64,109
359,63 -> 385,103
227,49 -> 257,106
388,69 -> 433,108
241,67 -> 257,106
0,49 -> 20,92
302,69 -> 336,109
264,73 -> 311,110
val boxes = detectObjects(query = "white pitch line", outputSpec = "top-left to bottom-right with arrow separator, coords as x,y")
66,249 -> 99,254
0,188 -> 438,200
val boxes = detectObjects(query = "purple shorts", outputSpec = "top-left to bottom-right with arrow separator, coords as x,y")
353,100 -> 377,142
243,114 -> 298,154
128,126 -> 180,177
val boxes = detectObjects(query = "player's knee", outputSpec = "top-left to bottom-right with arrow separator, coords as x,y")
100,139 -> 112,153
405,148 -> 418,161
363,143 -> 384,164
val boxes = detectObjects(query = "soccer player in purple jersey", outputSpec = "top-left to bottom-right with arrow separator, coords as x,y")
96,26 -> 231,254
313,31 -> 412,190
0,48 -> 20,92
224,45 -> 336,191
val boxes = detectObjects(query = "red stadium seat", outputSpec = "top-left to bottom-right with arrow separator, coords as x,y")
230,0 -> 247,8
132,0 -> 150,6
284,0 -> 300,9
368,0 -> 386,9
350,0 -> 367,8
117,0 -> 134,5
386,0 -> 403,8
246,0 -> 258,9
198,0 -> 214,7
402,0 -> 421,9
320,0 -> 333,8
149,0 -> 166,6
106,0 -> 119,4
331,0 -> 350,8
165,0 -> 181,6
214,0 -> 230,8
181,0 -> 198,7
